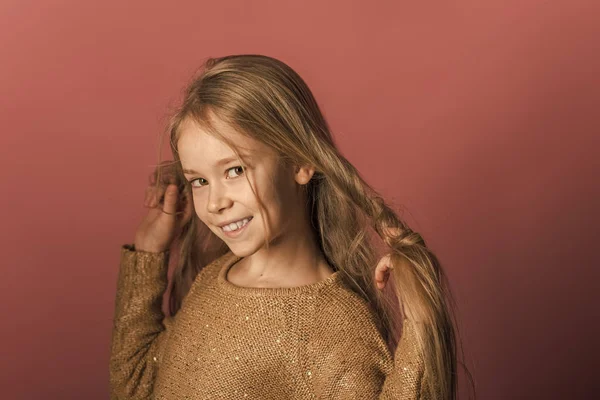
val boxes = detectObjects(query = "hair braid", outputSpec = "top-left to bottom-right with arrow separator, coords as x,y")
312,144 -> 457,399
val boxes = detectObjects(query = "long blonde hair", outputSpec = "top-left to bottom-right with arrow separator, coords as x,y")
154,54 -> 474,399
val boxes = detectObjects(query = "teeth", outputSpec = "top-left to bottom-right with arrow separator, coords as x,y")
222,217 -> 251,232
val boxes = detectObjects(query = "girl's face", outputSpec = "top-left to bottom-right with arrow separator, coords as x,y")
177,115 -> 312,257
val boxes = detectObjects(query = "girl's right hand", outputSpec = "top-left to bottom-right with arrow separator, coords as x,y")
133,161 -> 194,253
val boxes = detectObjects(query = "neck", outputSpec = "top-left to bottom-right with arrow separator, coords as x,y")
228,222 -> 334,289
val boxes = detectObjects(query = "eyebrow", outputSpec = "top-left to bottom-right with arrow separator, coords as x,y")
182,155 -> 248,175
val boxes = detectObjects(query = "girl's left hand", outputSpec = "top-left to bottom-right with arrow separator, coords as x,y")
375,254 -> 393,290
376,226 -> 400,290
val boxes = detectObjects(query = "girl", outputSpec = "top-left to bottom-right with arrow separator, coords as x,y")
109,55 -> 472,399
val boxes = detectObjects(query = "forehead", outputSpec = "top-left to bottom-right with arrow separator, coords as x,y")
176,115 -> 270,169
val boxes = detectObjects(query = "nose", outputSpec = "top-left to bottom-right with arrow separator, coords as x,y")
206,182 -> 233,214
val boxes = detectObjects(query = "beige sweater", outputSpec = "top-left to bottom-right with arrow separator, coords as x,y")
109,244 -> 427,399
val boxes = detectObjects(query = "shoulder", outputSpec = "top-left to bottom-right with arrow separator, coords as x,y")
199,250 -> 236,281
186,250 -> 237,296
310,277 -> 394,360
313,278 -> 388,345
312,282 -> 393,363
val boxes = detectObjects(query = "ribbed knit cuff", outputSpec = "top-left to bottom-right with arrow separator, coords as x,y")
120,243 -> 169,284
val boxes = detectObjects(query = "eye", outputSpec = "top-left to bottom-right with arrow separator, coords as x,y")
188,166 -> 245,189
189,178 -> 208,188
227,166 -> 245,179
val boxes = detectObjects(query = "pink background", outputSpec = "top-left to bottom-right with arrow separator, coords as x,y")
1,0 -> 598,398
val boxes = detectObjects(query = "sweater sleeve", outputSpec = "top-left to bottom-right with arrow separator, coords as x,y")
309,302 -> 392,399
311,311 -> 427,399
378,318 -> 428,400
109,244 -> 173,400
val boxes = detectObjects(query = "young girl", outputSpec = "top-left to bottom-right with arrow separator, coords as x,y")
109,55 -> 471,399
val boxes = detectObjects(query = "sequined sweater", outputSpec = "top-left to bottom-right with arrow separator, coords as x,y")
109,244 -> 428,399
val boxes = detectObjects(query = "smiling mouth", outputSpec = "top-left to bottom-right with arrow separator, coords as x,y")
221,217 -> 253,232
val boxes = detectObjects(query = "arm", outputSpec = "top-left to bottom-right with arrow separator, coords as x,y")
109,244 -> 173,400
378,319 -> 428,400
312,316 -> 427,400
309,295 -> 396,399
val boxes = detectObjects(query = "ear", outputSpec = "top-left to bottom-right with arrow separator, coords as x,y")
293,164 -> 316,185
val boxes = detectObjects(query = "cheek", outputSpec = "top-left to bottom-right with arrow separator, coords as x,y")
191,193 -> 207,220
238,184 -> 260,206
238,176 -> 264,210
257,191 -> 288,229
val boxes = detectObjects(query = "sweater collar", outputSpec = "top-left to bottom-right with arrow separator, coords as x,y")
216,251 -> 343,297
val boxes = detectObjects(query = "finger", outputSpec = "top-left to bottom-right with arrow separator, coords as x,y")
144,186 -> 154,207
375,270 -> 391,288
156,161 -> 178,185
376,273 -> 390,289
162,184 -> 179,215
149,181 -> 169,208
374,255 -> 391,282
375,256 -> 393,290
375,269 -> 390,283
179,189 -> 194,224
149,187 -> 158,208
159,171 -> 176,186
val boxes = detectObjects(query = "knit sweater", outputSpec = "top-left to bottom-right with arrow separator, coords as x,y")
109,244 -> 428,399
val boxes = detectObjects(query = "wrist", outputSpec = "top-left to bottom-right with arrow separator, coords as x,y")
132,243 -> 169,254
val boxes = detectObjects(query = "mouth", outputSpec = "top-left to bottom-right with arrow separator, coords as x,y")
220,216 -> 253,236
